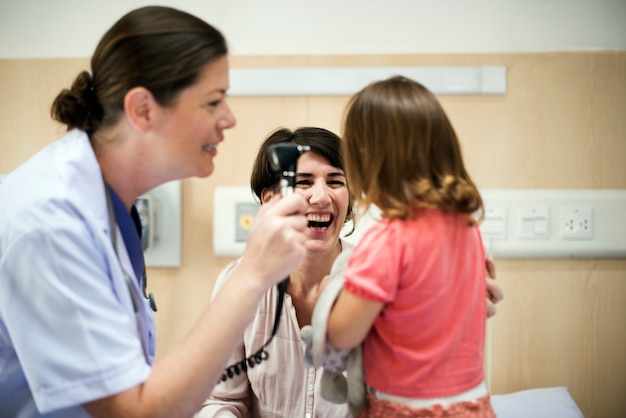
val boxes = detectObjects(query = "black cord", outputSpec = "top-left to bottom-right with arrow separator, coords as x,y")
219,278 -> 289,382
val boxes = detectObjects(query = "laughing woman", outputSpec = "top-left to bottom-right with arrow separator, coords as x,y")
198,127 -> 355,417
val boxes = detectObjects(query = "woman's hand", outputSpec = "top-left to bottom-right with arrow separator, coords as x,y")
485,257 -> 504,318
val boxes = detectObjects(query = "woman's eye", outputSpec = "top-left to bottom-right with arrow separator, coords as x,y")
296,180 -> 312,187
328,181 -> 346,188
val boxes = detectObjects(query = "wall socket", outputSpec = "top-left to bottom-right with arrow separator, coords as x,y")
561,207 -> 593,240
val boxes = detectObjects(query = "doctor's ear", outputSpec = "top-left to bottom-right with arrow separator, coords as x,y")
124,87 -> 157,133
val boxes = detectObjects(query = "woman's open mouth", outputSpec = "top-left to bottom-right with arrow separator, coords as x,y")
307,213 -> 334,230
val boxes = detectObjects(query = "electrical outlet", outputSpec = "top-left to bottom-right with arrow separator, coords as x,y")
561,207 -> 593,240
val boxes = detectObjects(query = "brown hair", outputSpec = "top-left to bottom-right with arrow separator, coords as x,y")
341,75 -> 483,223
250,127 -> 355,232
51,6 -> 228,136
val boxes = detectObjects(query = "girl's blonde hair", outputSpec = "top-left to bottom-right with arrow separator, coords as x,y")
341,75 -> 483,224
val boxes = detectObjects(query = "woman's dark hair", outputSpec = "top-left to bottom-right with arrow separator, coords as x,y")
250,127 -> 355,232
51,6 -> 228,135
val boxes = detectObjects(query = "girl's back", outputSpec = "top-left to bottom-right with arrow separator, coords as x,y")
344,208 -> 487,398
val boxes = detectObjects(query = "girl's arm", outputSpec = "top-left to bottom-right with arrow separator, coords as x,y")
327,291 -> 384,351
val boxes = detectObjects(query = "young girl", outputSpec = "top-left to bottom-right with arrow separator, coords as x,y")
326,76 -> 496,417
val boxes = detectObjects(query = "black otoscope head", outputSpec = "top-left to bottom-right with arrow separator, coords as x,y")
267,143 -> 311,196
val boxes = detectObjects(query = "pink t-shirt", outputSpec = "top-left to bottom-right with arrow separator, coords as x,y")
343,208 -> 487,399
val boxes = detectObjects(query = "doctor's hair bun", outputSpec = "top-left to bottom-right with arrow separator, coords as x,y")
51,70 -> 102,135
50,6 -> 228,138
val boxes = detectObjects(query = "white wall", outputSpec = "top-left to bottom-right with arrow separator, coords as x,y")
1,0 -> 624,59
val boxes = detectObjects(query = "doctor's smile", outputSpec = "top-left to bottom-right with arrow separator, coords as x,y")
202,142 -> 220,159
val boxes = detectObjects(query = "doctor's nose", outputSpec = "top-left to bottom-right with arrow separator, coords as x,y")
218,100 -> 237,130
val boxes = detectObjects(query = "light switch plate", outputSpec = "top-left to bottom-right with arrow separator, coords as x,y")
213,186 -> 260,257
481,207 -> 508,239
519,207 -> 550,240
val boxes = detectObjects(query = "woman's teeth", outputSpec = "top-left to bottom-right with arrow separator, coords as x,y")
307,214 -> 332,229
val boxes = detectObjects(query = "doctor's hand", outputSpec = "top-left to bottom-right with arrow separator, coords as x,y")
238,193 -> 308,289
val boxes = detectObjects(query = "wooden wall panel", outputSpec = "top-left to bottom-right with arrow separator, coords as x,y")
0,58 -> 88,167
491,259 -> 626,417
1,52 -> 624,418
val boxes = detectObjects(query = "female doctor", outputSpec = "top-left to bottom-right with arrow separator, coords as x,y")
0,6 -> 308,418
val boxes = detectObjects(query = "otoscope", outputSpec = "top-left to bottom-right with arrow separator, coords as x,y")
219,143 -> 310,383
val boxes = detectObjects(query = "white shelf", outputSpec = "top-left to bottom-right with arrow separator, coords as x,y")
229,66 -> 506,96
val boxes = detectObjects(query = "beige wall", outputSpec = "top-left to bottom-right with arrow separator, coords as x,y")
1,52 -> 625,417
